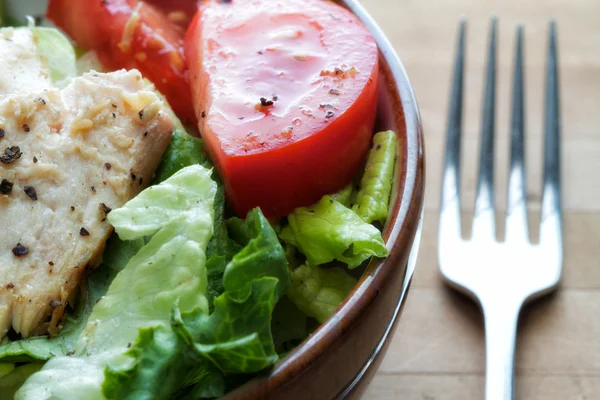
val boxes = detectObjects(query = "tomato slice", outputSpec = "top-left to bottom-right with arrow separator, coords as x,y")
185,0 -> 379,218
46,0 -> 196,125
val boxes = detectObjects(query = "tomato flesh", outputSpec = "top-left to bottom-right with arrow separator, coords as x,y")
47,0 -> 196,124
185,0 -> 379,217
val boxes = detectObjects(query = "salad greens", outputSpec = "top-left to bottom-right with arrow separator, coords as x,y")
279,195 -> 388,269
0,21 -> 398,399
31,26 -> 77,86
287,263 -> 357,323
352,130 -> 398,224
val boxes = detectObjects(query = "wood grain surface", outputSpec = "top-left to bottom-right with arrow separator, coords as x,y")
359,0 -> 600,399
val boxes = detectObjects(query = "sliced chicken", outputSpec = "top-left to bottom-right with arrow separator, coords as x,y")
0,69 -> 173,339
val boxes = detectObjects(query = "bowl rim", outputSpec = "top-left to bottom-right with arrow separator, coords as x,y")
224,0 -> 426,397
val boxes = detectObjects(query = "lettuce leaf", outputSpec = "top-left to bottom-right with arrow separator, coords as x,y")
280,196 -> 388,269
15,165 -> 217,400
331,183 -> 354,208
178,278 -> 280,375
101,208 -> 288,398
154,128 -> 207,184
352,130 -> 397,224
31,27 -> 77,87
0,363 -> 43,399
224,211 -> 290,303
287,263 -> 357,323
271,297 -> 309,355
102,325 -> 223,400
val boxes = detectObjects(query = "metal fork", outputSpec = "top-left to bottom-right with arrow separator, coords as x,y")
438,18 -> 563,400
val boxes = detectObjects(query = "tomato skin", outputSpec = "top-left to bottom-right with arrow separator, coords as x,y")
47,0 -> 196,125
185,0 -> 379,217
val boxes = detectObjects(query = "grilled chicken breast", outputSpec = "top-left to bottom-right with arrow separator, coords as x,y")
0,69 -> 173,339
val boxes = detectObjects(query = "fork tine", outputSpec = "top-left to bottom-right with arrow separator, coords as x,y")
472,17 -> 497,239
539,20 -> 563,252
505,25 -> 529,242
439,18 -> 466,239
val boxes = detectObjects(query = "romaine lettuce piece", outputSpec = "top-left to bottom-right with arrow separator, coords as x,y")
0,0 -> 5,27
154,128 -> 207,184
280,196 -> 388,269
16,165 -> 217,400
103,208 -> 289,398
31,27 -> 77,87
108,164 -> 216,241
331,183 -> 354,208
271,296 -> 309,355
0,363 -> 43,399
352,130 -> 397,224
102,325 -> 223,400
224,211 -> 290,302
178,278 -> 280,374
287,263 -> 357,323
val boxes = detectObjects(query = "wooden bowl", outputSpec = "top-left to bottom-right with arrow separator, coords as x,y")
222,1 -> 426,398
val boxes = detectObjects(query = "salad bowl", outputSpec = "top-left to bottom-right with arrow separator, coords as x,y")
2,0 -> 425,398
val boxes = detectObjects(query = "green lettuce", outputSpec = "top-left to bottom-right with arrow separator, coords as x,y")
31,27 -> 77,87
352,130 -> 397,224
287,263 -> 357,323
280,196 -> 388,269
101,208 -> 289,398
224,212 -> 290,302
271,297 -> 309,355
0,363 -> 44,399
331,183 -> 354,208
154,128 -> 207,183
102,324 -> 224,400
15,165 -> 217,399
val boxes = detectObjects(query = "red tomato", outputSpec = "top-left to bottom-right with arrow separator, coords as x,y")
185,0 -> 379,217
46,0 -> 196,124
143,0 -> 199,30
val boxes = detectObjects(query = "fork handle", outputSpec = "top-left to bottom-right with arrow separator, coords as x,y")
482,298 -> 522,400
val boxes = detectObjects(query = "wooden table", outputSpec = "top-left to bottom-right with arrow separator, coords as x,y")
359,0 -> 600,398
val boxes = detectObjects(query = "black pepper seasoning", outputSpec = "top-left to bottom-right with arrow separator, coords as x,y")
104,162 -> 111,170
138,109 -> 144,119
22,124 -> 30,132
80,227 -> 90,236
260,97 -> 274,107
201,110 -> 206,118
0,146 -> 22,164
131,173 -> 137,182
0,128 -> 4,138
12,243 -> 29,257
24,186 -> 37,200
0,179 -> 13,195
33,156 -> 38,163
